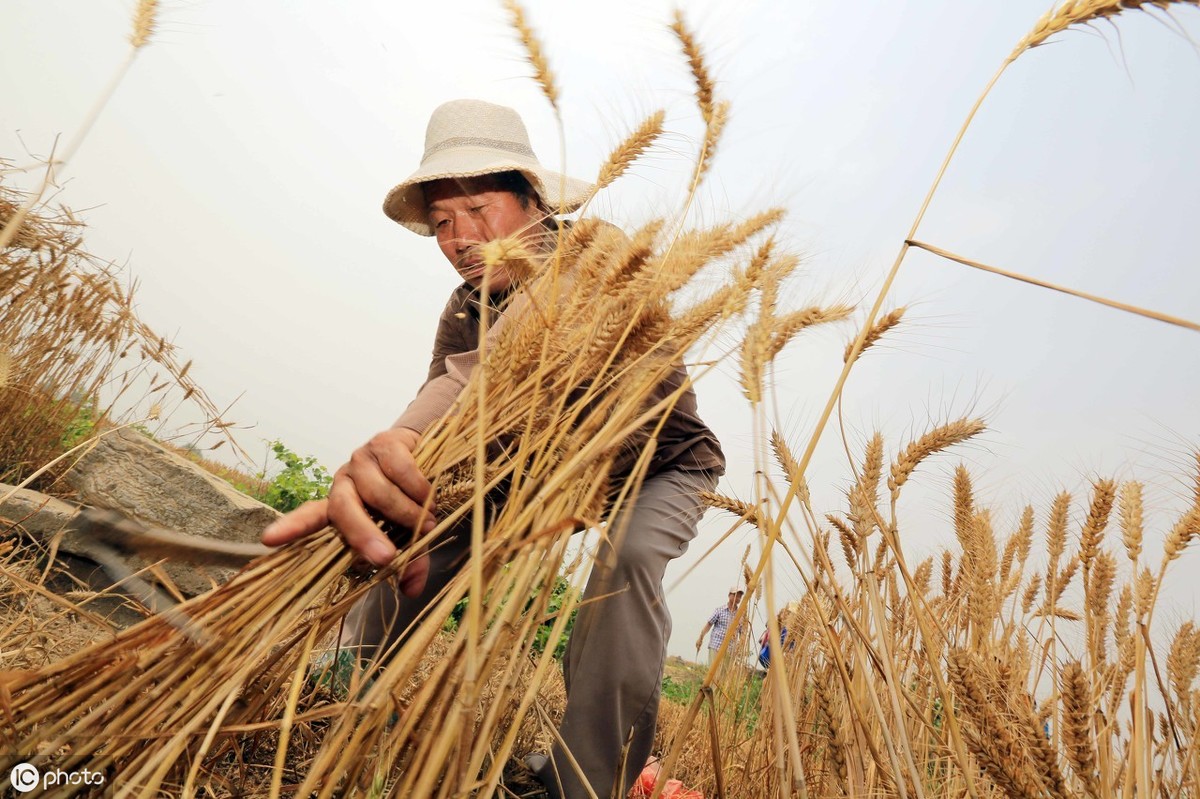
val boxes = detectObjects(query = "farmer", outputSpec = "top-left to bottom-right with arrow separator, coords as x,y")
262,99 -> 724,799
757,608 -> 792,670
696,587 -> 746,665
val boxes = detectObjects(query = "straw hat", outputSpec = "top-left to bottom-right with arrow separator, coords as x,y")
382,99 -> 593,236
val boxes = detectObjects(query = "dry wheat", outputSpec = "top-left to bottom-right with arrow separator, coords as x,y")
843,306 -> 905,365
594,111 -> 666,192
1120,481 -> 1145,563
887,418 -> 986,501
1011,0 -> 1200,62
503,0 -> 559,111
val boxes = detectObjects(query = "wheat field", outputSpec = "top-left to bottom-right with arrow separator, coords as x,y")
2,1 -> 1199,797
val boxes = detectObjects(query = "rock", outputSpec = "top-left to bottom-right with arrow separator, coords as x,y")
56,427 -> 281,594
0,483 -> 79,546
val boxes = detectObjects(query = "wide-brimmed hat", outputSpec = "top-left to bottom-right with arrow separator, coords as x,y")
383,99 -> 594,236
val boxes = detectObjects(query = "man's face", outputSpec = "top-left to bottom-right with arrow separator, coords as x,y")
423,176 -> 541,293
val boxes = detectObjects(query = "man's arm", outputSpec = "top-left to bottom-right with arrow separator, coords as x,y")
695,620 -> 713,651
696,607 -> 722,649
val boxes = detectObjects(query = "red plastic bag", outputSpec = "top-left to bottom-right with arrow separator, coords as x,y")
629,761 -> 704,799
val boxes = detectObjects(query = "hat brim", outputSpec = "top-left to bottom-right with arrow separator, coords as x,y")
383,148 -> 593,236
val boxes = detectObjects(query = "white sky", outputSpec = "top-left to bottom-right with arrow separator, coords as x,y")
5,0 -> 1199,660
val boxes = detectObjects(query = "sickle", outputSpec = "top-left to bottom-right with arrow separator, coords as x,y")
67,508 -> 273,642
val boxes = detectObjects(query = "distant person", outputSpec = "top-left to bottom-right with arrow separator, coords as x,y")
757,608 -> 793,670
696,588 -> 746,664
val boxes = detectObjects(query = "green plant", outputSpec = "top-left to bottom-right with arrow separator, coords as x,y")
258,440 -> 332,513
530,575 -> 576,660
662,675 -> 700,705
442,573 -> 578,662
732,671 -> 762,730
58,397 -> 98,452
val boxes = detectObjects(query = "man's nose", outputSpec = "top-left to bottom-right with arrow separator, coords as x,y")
451,214 -> 482,250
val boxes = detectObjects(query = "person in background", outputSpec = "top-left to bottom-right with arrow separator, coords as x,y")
757,608 -> 791,670
696,588 -> 746,664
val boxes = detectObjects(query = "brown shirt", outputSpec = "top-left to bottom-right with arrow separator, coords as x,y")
394,271 -> 725,479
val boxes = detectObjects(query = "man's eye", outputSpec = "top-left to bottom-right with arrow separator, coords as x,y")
469,206 -> 485,214
434,218 -> 450,229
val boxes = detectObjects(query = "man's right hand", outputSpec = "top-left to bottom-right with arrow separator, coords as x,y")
261,427 -> 438,594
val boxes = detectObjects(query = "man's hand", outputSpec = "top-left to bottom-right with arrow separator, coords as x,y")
261,427 -> 438,596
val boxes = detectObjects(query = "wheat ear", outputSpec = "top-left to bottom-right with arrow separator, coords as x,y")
130,0 -> 159,48
887,418 -> 986,502
843,307 -> 905,364
594,111 -> 666,192
1012,0 -> 1200,62
503,0 -> 559,111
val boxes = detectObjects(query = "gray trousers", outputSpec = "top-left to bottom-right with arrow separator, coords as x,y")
341,467 -> 717,799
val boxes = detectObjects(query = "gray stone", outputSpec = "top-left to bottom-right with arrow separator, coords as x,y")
50,427 -> 281,594
0,484 -> 85,565
63,427 -> 280,543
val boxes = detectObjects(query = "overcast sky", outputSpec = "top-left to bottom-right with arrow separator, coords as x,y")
5,0 -> 1199,659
